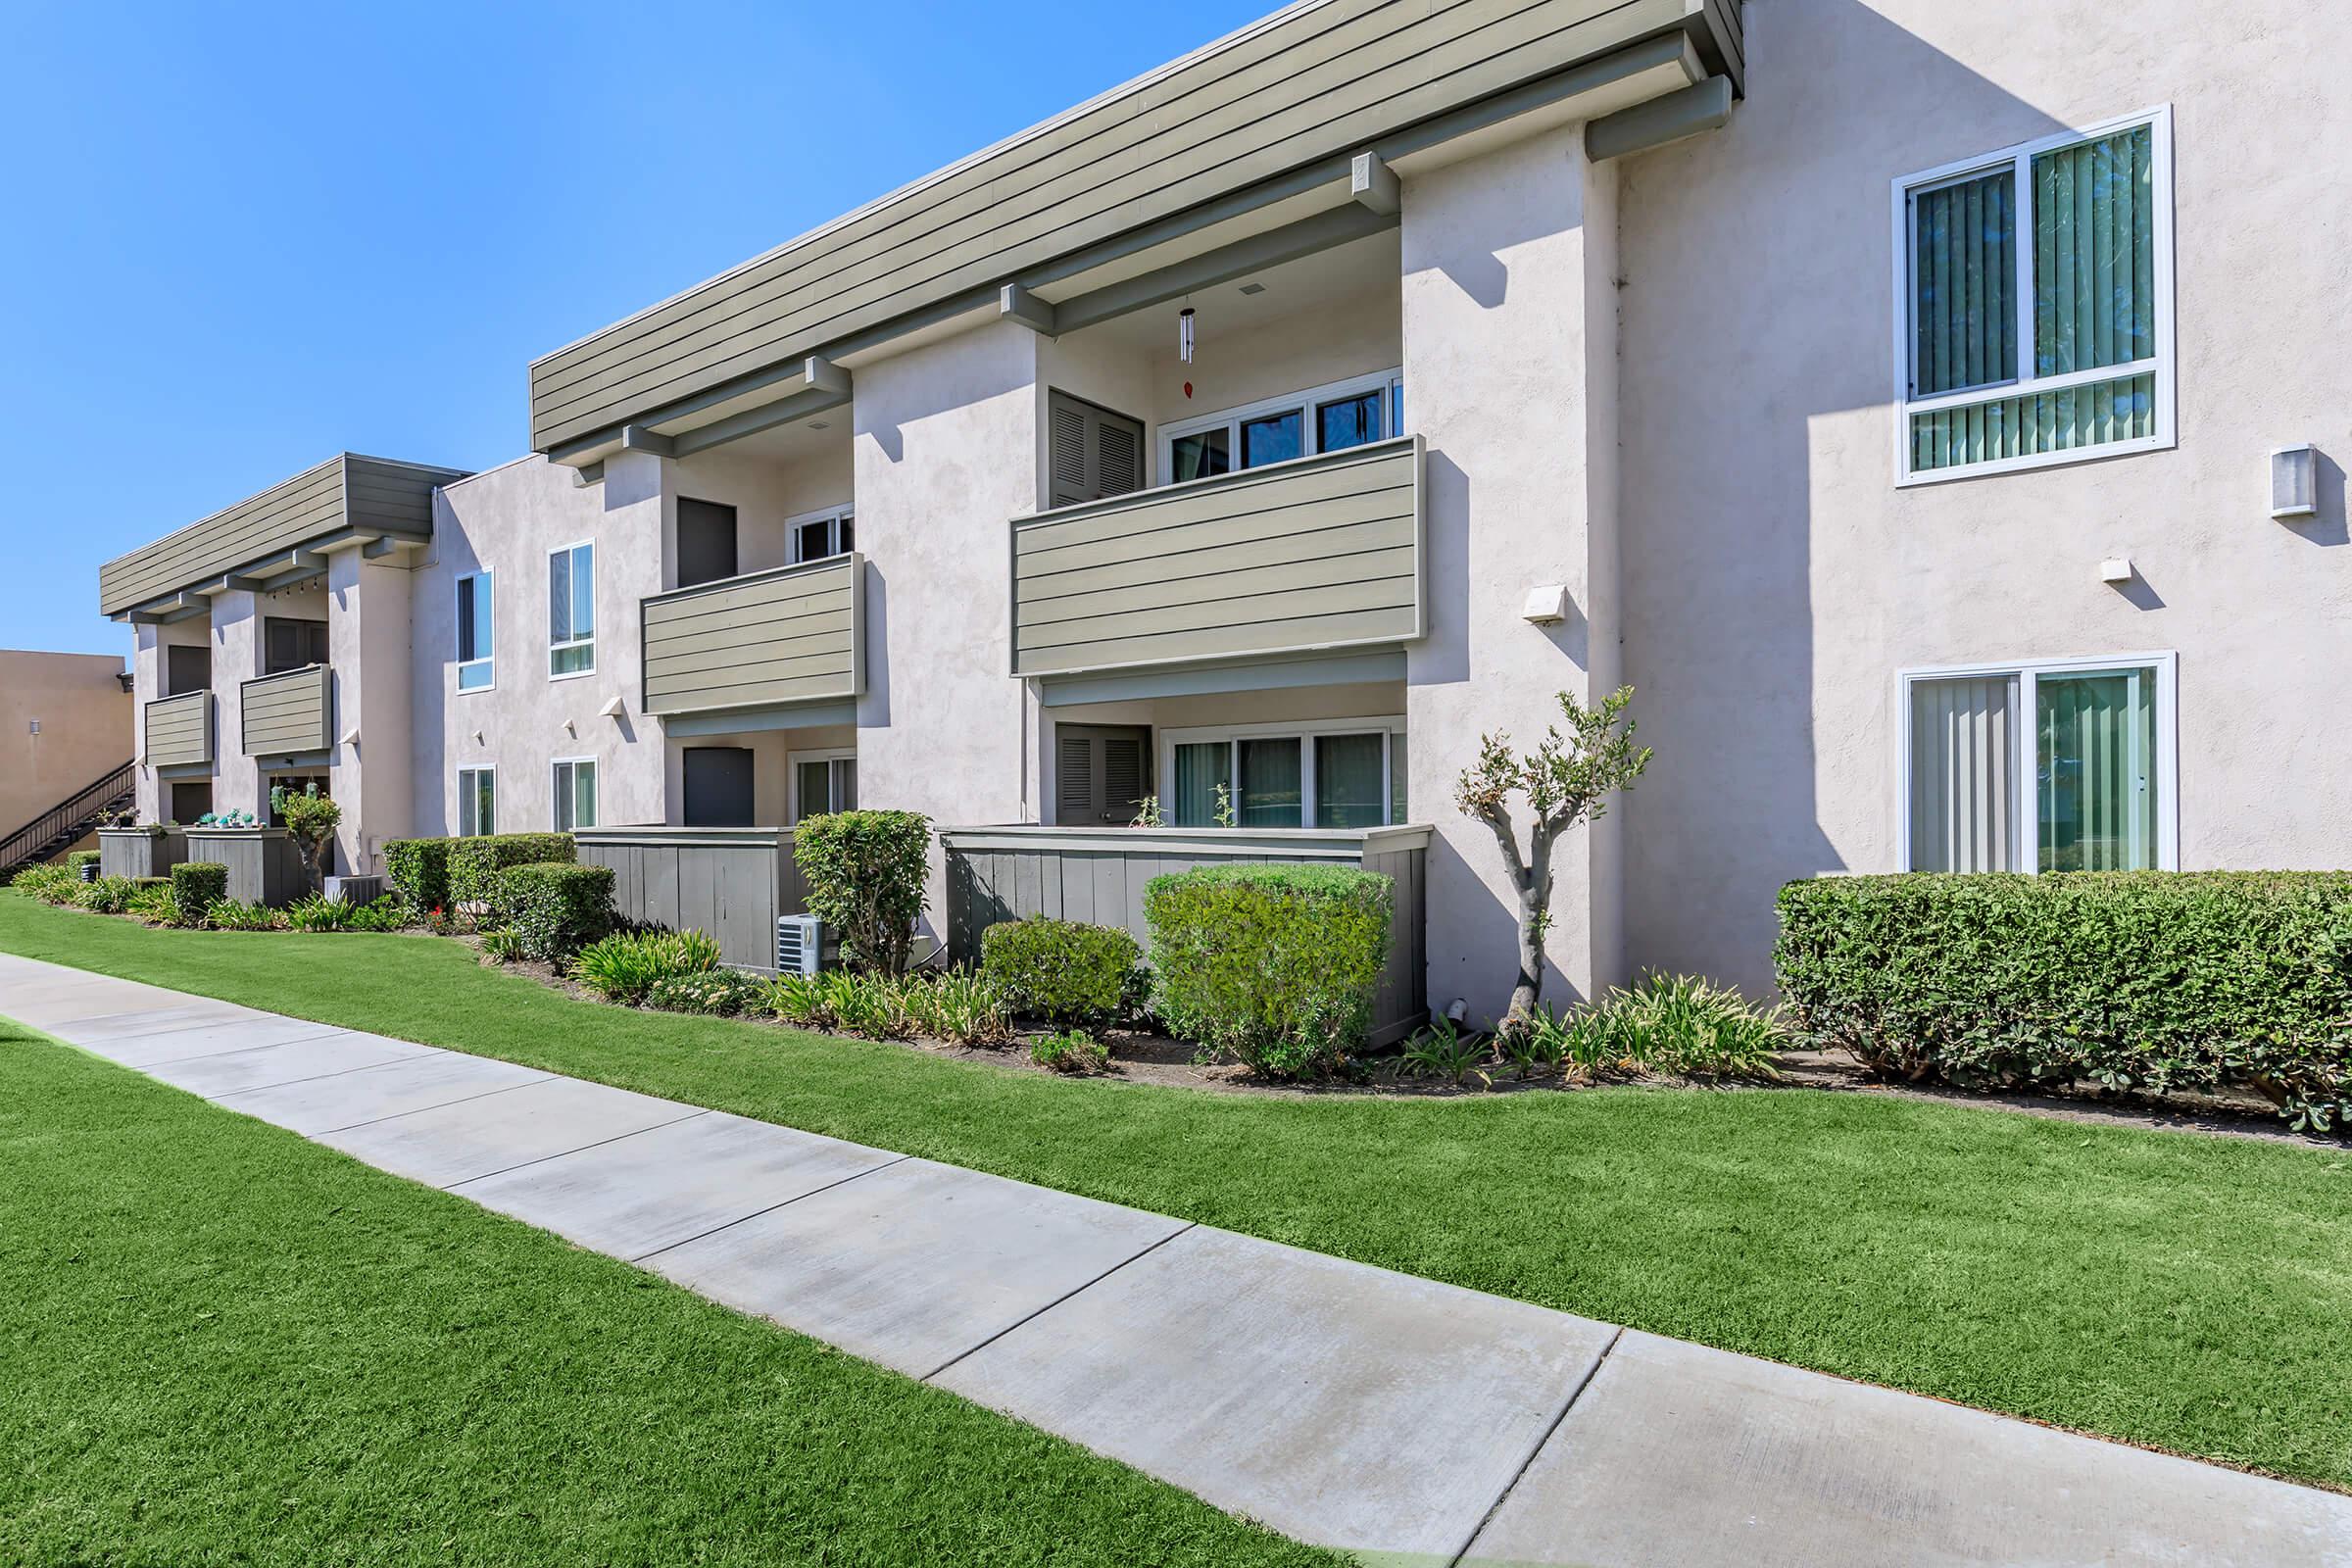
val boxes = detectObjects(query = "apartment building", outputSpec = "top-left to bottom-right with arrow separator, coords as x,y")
101,0 -> 2352,1013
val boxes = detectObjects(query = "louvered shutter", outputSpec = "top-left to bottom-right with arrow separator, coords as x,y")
1053,725 -> 1152,824
1056,734 -> 1095,822
1047,390 -> 1146,507
1102,735 -> 1146,822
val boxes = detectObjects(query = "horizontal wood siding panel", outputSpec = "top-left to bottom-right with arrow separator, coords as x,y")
529,0 -> 1729,450
1011,439 -> 1420,676
239,666 -> 330,756
641,558 -> 860,716
100,454 -> 466,614
141,693 -> 214,767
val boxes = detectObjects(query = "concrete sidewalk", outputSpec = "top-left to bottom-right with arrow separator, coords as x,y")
4,950 -> 2346,1568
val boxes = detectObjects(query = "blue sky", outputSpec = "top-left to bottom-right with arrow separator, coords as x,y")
0,0 -> 1274,657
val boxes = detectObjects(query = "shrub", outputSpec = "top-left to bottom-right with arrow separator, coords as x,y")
66,850 -> 102,882
169,861 -> 228,927
794,810 -> 930,975
1401,1018 -> 1492,1084
207,900 -> 286,932
1530,972 -> 1786,1080
903,968 -> 1014,1047
980,918 -> 1148,1026
447,833 -> 574,909
575,928 -> 721,1004
125,883 -> 176,924
1030,1028 -> 1109,1074
647,968 -> 769,1016
1145,863 -> 1393,1079
499,861 -> 613,963
383,837 -> 455,911
13,864 -> 80,905
76,875 -> 139,914
478,925 -> 526,964
763,970 -> 912,1039
341,896 -> 413,933
285,894 -> 355,933
1778,872 -> 2352,1131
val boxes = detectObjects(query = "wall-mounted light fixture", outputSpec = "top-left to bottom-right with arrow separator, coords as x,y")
1520,584 -> 1571,624
599,697 -> 625,721
2272,444 -> 2319,519
2098,558 -> 2134,584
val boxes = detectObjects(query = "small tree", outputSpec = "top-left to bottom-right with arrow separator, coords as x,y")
270,782 -> 342,897
1454,686 -> 1651,1035
793,809 -> 932,975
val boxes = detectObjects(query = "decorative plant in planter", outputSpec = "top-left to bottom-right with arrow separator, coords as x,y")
1454,686 -> 1651,1040
193,810 -> 260,828
269,783 -> 342,897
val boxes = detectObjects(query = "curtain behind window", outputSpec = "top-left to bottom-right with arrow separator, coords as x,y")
2036,667 -> 2155,871
1909,676 -> 2016,872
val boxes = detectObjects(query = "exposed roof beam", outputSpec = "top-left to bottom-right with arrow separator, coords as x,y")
571,462 -> 606,488
667,377 -> 856,460
1586,74 -> 1734,163
619,424 -> 676,458
360,536 -> 405,560
801,354 -> 850,398
1000,282 -> 1057,336
1044,202 -> 1398,340
1348,151 -> 1399,215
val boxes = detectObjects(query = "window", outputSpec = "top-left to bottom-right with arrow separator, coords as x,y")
1163,718 -> 1403,829
455,572 -> 494,691
1902,655 -> 2176,873
552,758 -> 597,831
548,542 -> 595,677
791,751 -> 858,821
263,616 -> 328,675
786,506 -> 857,565
1895,109 -> 2174,482
1161,369 -> 1404,484
458,766 -> 496,837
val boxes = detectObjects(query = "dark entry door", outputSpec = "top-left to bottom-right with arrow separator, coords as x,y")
1054,725 -> 1152,825
166,644 -> 212,695
264,616 -> 328,674
683,746 -> 757,827
676,498 -> 740,588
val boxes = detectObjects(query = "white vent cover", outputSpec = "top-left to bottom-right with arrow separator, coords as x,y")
776,913 -> 824,976
2272,445 -> 2319,519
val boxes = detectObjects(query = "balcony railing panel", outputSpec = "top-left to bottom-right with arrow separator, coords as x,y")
1010,436 -> 1421,678
143,690 -> 215,767
241,664 -> 331,756
641,555 -> 862,717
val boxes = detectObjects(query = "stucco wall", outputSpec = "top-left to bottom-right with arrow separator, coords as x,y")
1402,122 -> 1622,1018
0,650 -> 131,839
416,453 -> 665,837
325,553 -> 413,872
667,438 -> 854,581
1614,0 -> 2352,992
854,318 -> 1044,942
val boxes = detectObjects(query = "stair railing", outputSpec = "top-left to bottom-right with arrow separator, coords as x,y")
0,760 -> 137,876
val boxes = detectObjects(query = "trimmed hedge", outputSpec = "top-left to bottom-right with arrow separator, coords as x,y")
1144,863 -> 1393,1080
1776,872 -> 2352,1132
795,810 -> 930,975
65,850 -> 101,882
383,837 -> 455,912
500,861 -> 614,963
449,833 -> 574,909
980,918 -> 1147,1026
169,861 -> 227,927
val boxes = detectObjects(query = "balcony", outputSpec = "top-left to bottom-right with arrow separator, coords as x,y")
1009,436 -> 1422,679
143,690 -> 215,767
240,664 -> 331,757
641,555 -> 864,719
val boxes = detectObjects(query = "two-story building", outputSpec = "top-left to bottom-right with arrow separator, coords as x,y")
101,0 -> 2352,1016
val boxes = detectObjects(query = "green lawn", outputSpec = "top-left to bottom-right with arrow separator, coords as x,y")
6,892 -> 2351,1494
0,1019 -> 1337,1566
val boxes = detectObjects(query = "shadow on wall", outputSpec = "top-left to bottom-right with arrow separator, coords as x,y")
1615,0 -> 2082,994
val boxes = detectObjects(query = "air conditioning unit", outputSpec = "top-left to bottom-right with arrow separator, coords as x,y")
776,913 -> 825,976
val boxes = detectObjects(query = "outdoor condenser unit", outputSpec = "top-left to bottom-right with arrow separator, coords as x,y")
775,913 -> 825,976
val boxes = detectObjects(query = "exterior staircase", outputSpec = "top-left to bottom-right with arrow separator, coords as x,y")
0,760 -> 135,880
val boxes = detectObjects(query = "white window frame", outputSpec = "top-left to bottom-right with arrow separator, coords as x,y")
455,570 -> 494,693
1158,368 -> 1405,484
1159,715 -> 1405,829
547,540 -> 597,680
784,504 -> 856,565
1896,651 -> 2179,873
787,748 -> 858,823
457,764 -> 496,838
1890,106 -> 2176,487
551,756 -> 598,832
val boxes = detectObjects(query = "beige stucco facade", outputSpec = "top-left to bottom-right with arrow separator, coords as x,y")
0,651 -> 131,849
99,2 -> 2352,1006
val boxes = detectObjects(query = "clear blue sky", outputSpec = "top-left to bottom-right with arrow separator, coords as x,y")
1,0 -> 1274,657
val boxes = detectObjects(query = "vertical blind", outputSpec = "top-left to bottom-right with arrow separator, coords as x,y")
2035,668 -> 2155,871
1908,121 -> 2158,473
1908,676 -> 2016,873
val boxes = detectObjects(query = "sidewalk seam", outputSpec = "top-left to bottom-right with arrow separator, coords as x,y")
439,1107 -> 713,1190
919,1220 -> 1199,1384
1446,1325 -> 1625,1568
627,1153 -> 915,1263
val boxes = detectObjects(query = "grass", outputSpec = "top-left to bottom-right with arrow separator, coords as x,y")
0,1018 -> 1337,1566
5,893 -> 2352,1494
